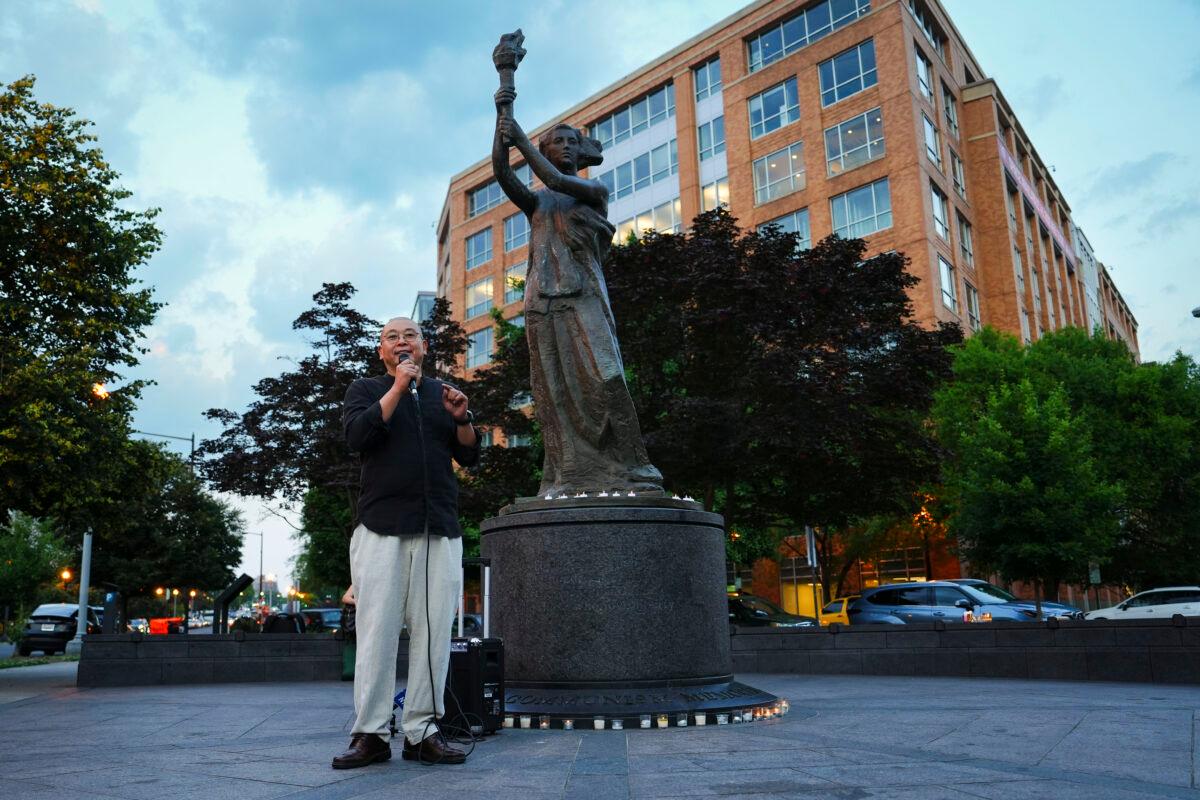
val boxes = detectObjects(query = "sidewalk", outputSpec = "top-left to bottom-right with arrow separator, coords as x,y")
1,663 -> 1197,799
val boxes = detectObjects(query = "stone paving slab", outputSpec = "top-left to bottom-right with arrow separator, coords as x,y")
2,663 -> 1199,799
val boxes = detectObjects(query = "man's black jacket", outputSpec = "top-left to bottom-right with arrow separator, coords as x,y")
343,374 -> 480,537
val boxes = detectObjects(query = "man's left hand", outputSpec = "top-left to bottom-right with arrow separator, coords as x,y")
443,385 -> 469,422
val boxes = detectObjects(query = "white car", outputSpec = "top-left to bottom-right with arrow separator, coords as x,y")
1084,586 -> 1200,620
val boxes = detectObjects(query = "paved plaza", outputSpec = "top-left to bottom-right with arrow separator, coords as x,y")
1,662 -> 1198,799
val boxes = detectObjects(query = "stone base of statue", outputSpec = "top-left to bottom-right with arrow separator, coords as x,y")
479,495 -> 778,726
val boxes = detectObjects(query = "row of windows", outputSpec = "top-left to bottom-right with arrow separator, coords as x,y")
465,262 -> 528,320
749,77 -> 800,139
468,164 -> 532,218
591,83 -> 676,150
747,0 -> 871,73
922,112 -> 967,199
698,116 -> 725,161
614,197 -> 683,243
694,57 -> 722,101
595,139 -> 678,201
914,41 -> 960,140
938,255 -> 981,330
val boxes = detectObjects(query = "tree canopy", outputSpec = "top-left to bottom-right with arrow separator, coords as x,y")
0,75 -> 161,521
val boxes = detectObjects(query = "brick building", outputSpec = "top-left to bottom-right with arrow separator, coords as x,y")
436,0 -> 1138,375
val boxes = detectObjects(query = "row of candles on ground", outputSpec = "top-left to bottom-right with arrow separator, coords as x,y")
503,700 -> 789,730
542,491 -> 697,501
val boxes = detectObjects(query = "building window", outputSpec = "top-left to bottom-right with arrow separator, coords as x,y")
466,327 -> 492,369
510,314 -> 525,328
694,57 -> 722,101
504,262 -> 526,304
507,432 -> 532,448
957,214 -> 974,267
938,255 -> 957,311
942,82 -> 959,137
614,197 -> 683,243
596,140 -> 678,200
909,0 -> 946,60
930,182 -> 949,240
747,0 -> 872,73
748,78 -> 800,139
503,213 -> 529,251
825,107 -> 884,176
752,140 -> 805,204
831,177 -> 892,238
698,116 -> 726,160
964,282 -> 981,330
701,177 -> 729,211
467,165 -> 532,217
763,207 -> 811,250
950,149 -> 966,198
915,45 -> 933,102
819,39 -> 878,107
465,277 -> 493,320
591,84 -> 675,150
465,228 -> 492,270
922,114 -> 941,167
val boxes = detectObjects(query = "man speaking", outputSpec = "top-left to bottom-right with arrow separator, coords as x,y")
333,316 -> 479,768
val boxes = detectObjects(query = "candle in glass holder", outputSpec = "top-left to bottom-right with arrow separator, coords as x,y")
539,715 -> 550,730
503,715 -> 514,728
562,719 -> 574,730
656,713 -> 669,728
694,712 -> 707,726
611,718 -> 624,730
639,714 -> 652,729
593,716 -> 605,730
716,713 -> 729,725
520,715 -> 532,729
676,712 -> 687,727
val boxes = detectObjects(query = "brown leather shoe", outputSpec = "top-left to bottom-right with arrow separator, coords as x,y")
331,733 -> 391,769
402,732 -> 467,764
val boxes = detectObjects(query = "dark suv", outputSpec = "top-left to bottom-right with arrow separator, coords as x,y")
19,604 -> 101,655
847,581 -> 1081,625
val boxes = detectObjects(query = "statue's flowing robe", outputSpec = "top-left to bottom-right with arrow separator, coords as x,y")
523,188 -> 662,495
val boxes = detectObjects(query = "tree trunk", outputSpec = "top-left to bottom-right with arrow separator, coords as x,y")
1033,578 -> 1044,621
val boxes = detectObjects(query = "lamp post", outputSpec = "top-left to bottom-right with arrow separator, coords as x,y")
67,383 -> 110,655
132,429 -> 196,474
243,531 -> 265,607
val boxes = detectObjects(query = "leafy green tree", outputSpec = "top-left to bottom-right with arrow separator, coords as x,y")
605,210 -> 960,568
293,486 -> 353,595
941,380 -> 1122,616
939,327 -> 1200,590
0,75 -> 161,520
0,511 -> 69,627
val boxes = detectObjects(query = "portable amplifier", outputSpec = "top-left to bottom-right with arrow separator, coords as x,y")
441,637 -> 505,735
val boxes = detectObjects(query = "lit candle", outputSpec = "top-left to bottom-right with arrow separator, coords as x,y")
694,712 -> 707,726
593,716 -> 605,730
539,715 -> 550,730
676,712 -> 688,727
781,699 -> 790,715
520,715 -> 531,729
639,714 -> 652,729
503,715 -> 514,728
656,714 -> 669,728
716,713 -> 729,725
611,718 -> 624,730
562,719 -> 574,730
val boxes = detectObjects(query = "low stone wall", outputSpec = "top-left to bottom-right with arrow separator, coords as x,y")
731,616 -> 1200,684
77,632 -> 410,687
78,618 -> 1200,687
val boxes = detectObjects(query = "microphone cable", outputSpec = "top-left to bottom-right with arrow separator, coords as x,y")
408,372 -> 478,764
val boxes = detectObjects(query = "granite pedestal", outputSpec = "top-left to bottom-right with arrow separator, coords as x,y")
480,497 -> 777,724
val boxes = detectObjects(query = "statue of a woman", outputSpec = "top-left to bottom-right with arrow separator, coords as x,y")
492,88 -> 662,496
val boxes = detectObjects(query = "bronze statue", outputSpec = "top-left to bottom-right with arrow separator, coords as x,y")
492,30 -> 662,497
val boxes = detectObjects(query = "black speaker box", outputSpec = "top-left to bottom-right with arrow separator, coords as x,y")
441,637 -> 505,735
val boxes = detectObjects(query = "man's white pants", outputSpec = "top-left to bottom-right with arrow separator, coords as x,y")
349,523 -> 462,744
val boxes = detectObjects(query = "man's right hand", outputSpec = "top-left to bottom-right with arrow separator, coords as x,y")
393,359 -> 420,393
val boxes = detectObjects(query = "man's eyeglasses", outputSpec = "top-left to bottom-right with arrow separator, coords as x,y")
383,331 -> 421,344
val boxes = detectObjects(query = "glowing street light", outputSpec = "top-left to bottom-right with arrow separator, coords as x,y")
61,569 -> 73,582
91,382 -> 110,400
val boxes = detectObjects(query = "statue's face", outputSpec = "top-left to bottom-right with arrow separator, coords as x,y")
543,127 -> 580,173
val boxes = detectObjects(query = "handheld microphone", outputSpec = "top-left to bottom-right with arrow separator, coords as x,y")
397,353 -> 419,399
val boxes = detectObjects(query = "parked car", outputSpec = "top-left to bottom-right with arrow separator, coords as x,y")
127,618 -> 149,633
728,592 -> 817,628
300,607 -> 343,633
19,603 -> 101,655
847,581 -> 1082,625
820,596 -> 859,625
948,578 -> 1083,620
1085,587 -> 1200,620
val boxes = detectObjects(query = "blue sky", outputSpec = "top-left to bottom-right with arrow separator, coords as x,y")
4,0 -> 1197,583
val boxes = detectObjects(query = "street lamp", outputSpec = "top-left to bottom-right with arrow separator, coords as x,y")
243,531 -> 265,607
132,429 -> 196,474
